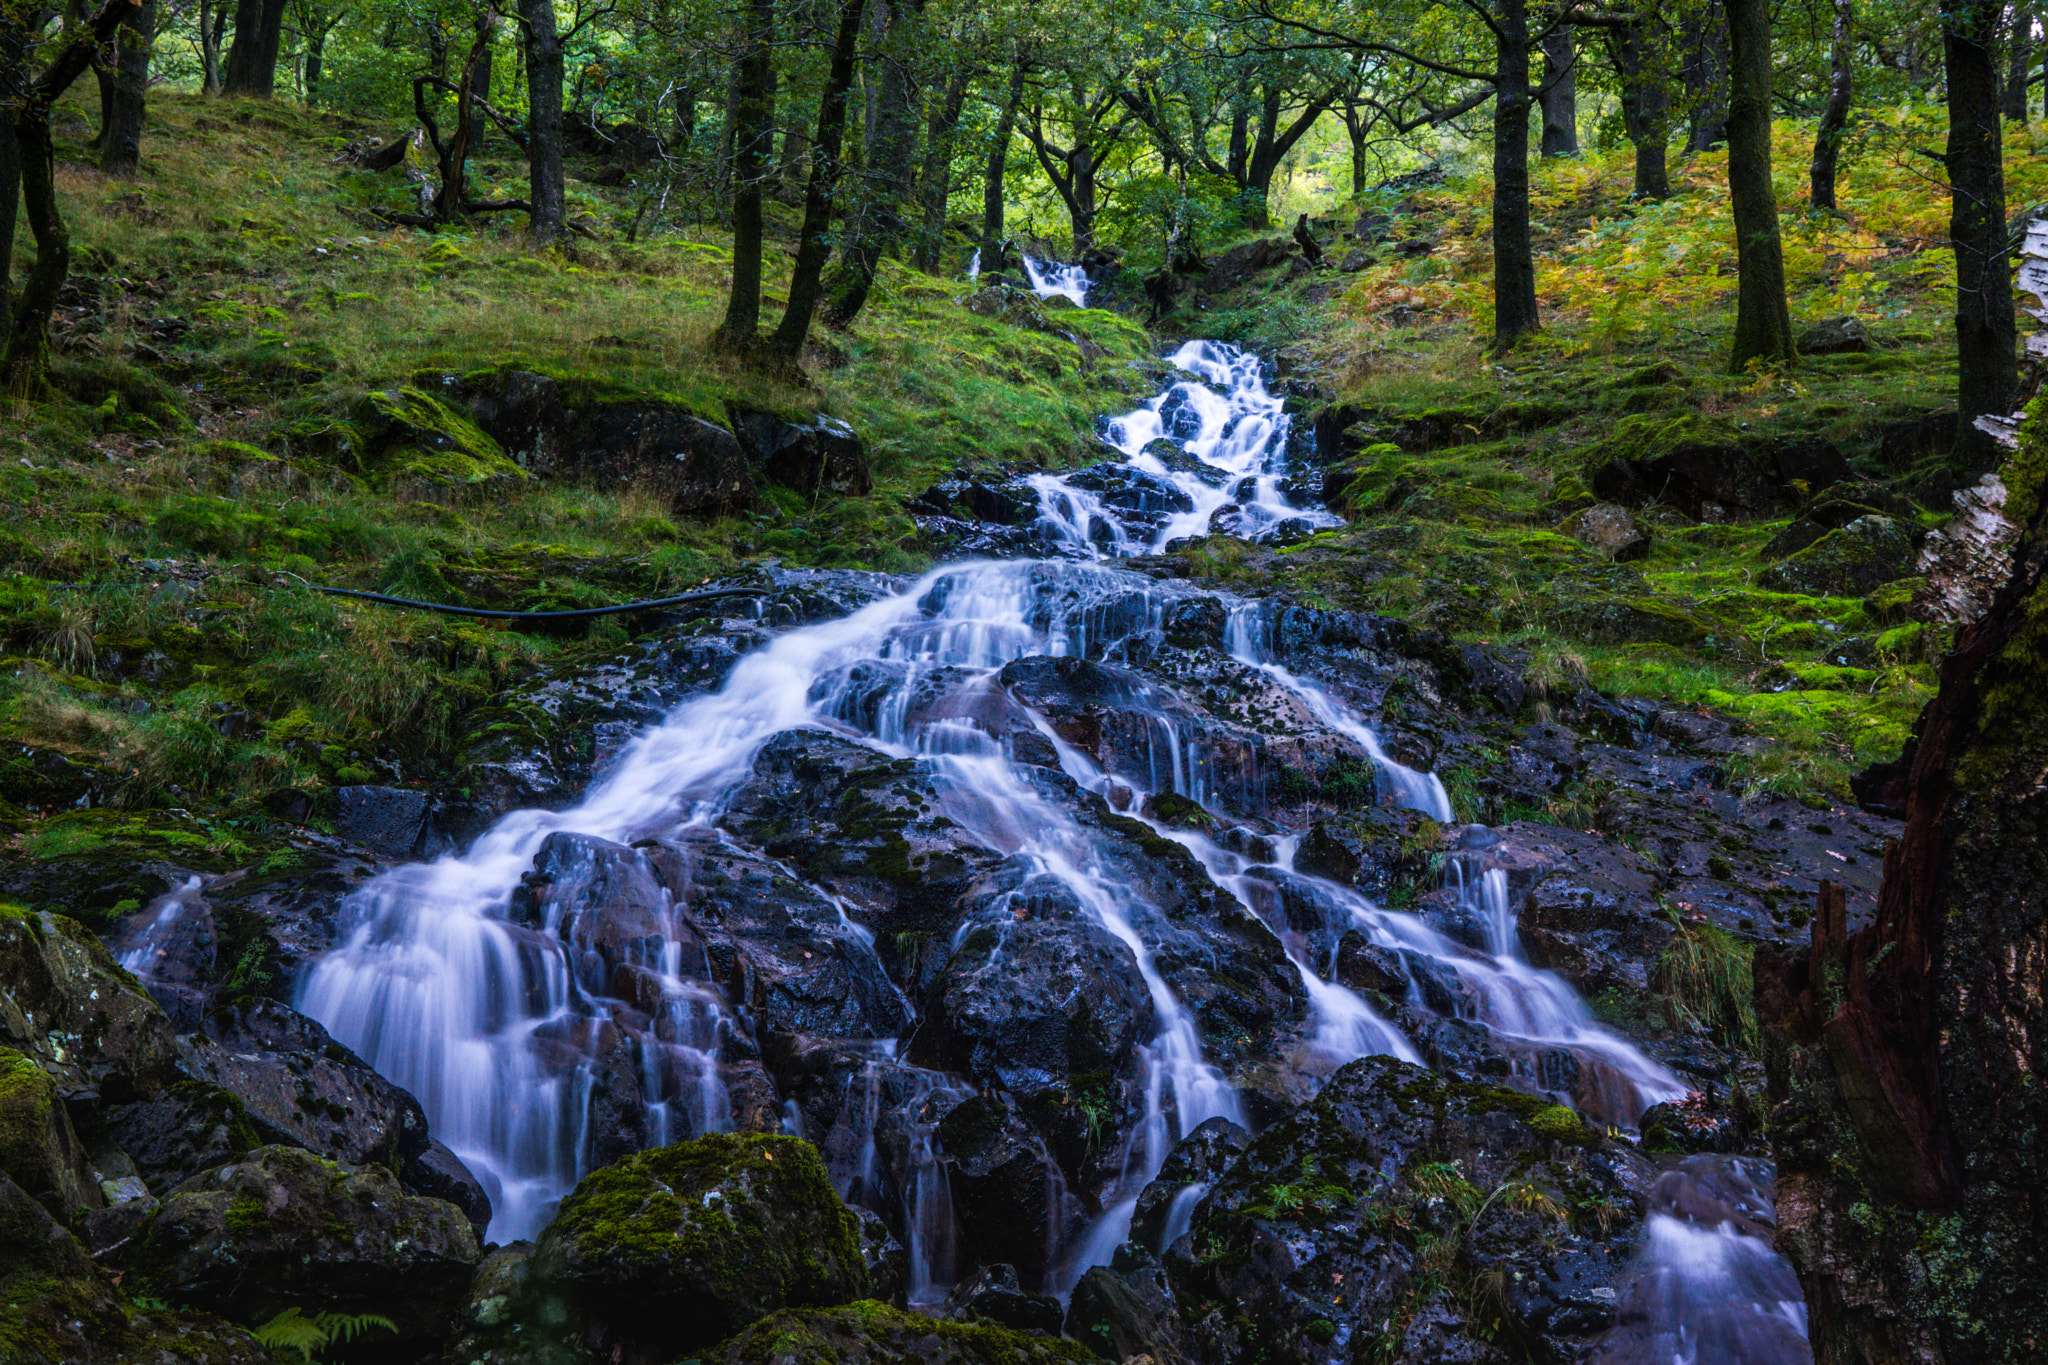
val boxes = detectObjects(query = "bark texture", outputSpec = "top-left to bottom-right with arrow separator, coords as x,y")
822,0 -> 928,329
1761,414 -> 2048,1365
520,0 -> 566,245
99,0 -> 152,176
713,0 -> 776,349
1537,25 -> 1577,156
221,0 -> 286,97
981,58 -> 1024,260
1725,0 -> 1795,370
1490,0 -> 1540,349
1809,0 -> 1854,211
769,0 -> 866,361
1946,0 -> 2019,466
1612,19 -> 1669,200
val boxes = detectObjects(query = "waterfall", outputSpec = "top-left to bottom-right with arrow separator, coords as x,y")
1021,254 -> 1091,306
295,318 -> 1785,1346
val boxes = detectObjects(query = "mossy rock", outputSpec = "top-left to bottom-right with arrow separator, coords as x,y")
1865,575 -> 1925,625
708,1301 -> 1098,1365
532,1133 -> 868,1359
0,910 -> 178,1101
0,1048 -> 99,1220
1758,516 -> 1916,597
355,385 -> 529,494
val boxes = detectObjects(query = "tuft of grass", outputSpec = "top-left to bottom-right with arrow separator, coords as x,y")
1654,910 -> 1759,1051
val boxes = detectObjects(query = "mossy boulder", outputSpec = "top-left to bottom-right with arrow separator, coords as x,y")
1758,515 -> 1916,597
0,1171 -> 274,1365
0,910 -> 178,1101
356,385 -> 530,496
124,1144 -> 481,1354
707,1301 -> 1097,1365
531,1133 -> 868,1361
0,1047 -> 101,1220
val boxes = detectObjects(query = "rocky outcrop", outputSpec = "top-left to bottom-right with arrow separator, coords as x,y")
0,910 -> 179,1100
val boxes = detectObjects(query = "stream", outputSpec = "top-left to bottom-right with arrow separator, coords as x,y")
288,262 -> 1811,1361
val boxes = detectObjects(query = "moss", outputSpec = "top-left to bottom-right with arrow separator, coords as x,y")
0,1050 -> 59,1191
543,1133 -> 865,1317
1528,1105 -> 1592,1146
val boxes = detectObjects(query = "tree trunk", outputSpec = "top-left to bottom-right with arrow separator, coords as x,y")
99,0 -> 152,176
912,64 -> 971,272
1760,421 -> 2048,1365
981,57 -> 1024,258
713,0 -> 775,349
2005,7 -> 2032,121
1809,0 -> 1854,210
199,0 -> 224,94
1614,20 -> 1670,200
304,23 -> 327,102
769,0 -> 867,362
222,0 -> 286,96
821,0 -> 926,329
0,12 -> 23,343
1346,108 -> 1369,198
1946,0 -> 2019,465
1242,84 -> 1337,228
3,0 -> 138,395
1683,9 -> 1729,150
1491,0 -> 1540,350
520,0 -> 565,245
1538,25 -> 1577,156
1725,0 -> 1795,370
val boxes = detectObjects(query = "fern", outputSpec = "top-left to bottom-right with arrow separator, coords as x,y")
251,1308 -> 398,1363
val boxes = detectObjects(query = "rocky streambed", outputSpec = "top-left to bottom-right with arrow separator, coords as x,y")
0,326 -> 1875,1365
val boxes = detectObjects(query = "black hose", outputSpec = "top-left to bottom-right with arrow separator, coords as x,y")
42,576 -> 770,622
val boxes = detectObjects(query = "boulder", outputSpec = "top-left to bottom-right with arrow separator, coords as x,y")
1560,503 -> 1650,561
1795,316 -> 1874,355
0,910 -> 178,1101
530,1133 -> 867,1361
936,1093 -> 1080,1283
705,1302 -> 1097,1365
356,385 -> 529,498
0,1047 -> 102,1220
928,913 -> 1154,1097
468,370 -> 757,516
1067,1260 -> 1195,1364
125,1145 -> 482,1354
441,1241 -> 586,1365
729,406 -> 873,498
0,1171 -> 276,1365
1759,515 -> 1916,597
99,1079 -> 263,1194
1766,437 -> 1854,491
332,784 -> 435,858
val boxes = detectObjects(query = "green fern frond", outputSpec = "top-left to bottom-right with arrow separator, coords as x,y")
251,1307 -> 397,1363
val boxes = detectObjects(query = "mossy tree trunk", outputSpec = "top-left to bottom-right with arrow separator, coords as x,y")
1761,404 -> 2048,1365
768,0 -> 867,363
1681,7 -> 1728,150
911,63 -> 972,273
1809,0 -> 1853,211
518,0 -> 566,245
713,0 -> 775,351
1724,0 -> 1794,371
0,7 -> 24,344
3,0 -> 140,396
1490,0 -> 1540,351
99,0 -> 153,176
1947,0 -> 2019,467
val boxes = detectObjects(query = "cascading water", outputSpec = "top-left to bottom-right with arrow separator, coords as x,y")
295,272 -> 1804,1352
1021,254 -> 1091,306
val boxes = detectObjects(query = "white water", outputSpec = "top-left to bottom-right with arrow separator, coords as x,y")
116,875 -> 205,980
1021,254 -> 1091,306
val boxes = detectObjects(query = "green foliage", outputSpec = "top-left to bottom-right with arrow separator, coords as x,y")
250,1309 -> 396,1363
1655,911 -> 1759,1051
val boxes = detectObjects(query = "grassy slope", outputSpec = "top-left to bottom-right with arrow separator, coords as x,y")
0,92 -> 1149,860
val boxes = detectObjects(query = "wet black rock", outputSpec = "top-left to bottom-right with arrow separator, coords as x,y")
938,1092 -> 1080,1285
0,910 -> 179,1101
947,1262 -> 1065,1334
729,406 -> 873,498
1164,1055 -> 1651,1365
